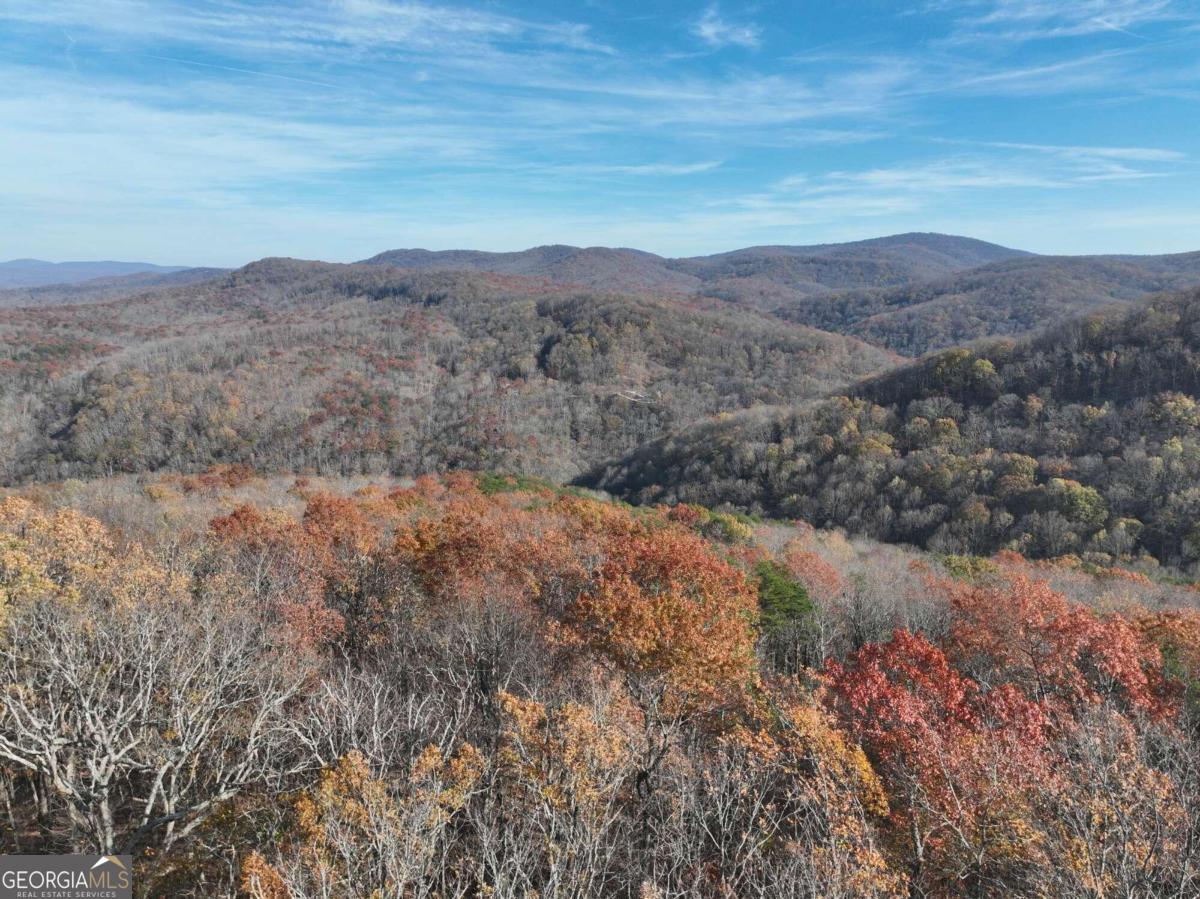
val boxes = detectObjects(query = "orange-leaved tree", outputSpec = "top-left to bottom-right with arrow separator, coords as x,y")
824,629 -> 1051,895
942,573 -> 1171,718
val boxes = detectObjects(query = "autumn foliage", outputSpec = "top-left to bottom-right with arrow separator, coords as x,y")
2,475 -> 1200,897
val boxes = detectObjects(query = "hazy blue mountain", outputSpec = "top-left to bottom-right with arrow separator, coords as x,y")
0,259 -> 190,289
0,267 -> 227,308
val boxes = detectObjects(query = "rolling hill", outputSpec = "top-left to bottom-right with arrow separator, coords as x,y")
671,232 -> 1031,304
363,235 -> 1200,356
0,257 -> 894,485
586,285 -> 1200,566
362,232 -> 1029,303
364,244 -> 702,294
10,233 -> 1200,569
783,251 -> 1200,355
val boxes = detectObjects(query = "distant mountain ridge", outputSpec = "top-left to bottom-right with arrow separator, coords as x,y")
0,267 -> 228,308
0,259 -> 190,289
362,234 -> 1200,355
673,232 -> 1030,270
13,234 -> 1200,358
362,232 -> 1029,299
366,244 -> 700,293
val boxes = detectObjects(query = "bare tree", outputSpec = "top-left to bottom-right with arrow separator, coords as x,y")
0,591 -> 308,855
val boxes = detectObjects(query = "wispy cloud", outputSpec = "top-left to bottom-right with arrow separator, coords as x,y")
937,0 -> 1193,42
692,5 -> 761,49
721,143 -> 1184,234
817,160 -> 1068,192
561,161 -> 723,176
939,138 -> 1187,162
0,65 -> 495,208
0,0 -> 616,56
135,52 -> 341,88
932,47 -> 1138,94
1,0 -> 1197,262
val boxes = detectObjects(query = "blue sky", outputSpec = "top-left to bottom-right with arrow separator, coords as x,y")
2,0 -> 1199,266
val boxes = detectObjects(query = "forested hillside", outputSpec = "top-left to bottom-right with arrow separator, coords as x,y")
0,259 -> 893,484
6,246 -> 1200,897
10,241 -> 1200,574
2,471 -> 1198,897
365,233 -> 1032,325
22,236 -> 1197,361
365,244 -> 704,294
590,286 -> 1200,567
363,235 -> 1200,356
784,251 -> 1200,355
365,233 -> 1028,301
670,232 -> 1030,312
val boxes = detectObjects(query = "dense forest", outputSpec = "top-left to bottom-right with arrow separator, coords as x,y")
9,247 -> 1200,576
592,286 -> 1200,568
781,252 -> 1200,355
0,260 -> 892,484
360,235 -> 1200,356
6,234 -> 1200,896
1,471 -> 1198,897
364,233 -> 1029,299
